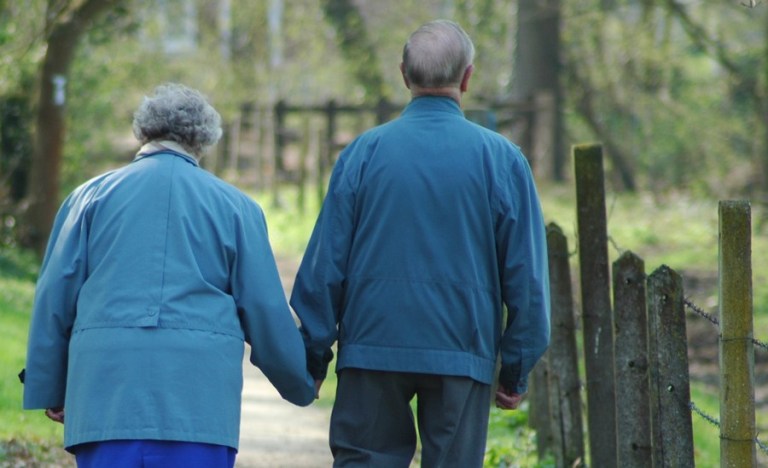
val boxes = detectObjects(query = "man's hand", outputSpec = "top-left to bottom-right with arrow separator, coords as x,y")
314,379 -> 324,399
45,407 -> 65,424
495,386 -> 524,410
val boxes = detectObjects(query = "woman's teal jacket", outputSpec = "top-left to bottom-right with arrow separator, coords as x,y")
23,147 -> 315,451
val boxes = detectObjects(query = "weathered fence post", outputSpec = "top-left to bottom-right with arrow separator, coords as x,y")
646,265 -> 695,467
718,200 -> 756,467
318,99 -> 337,202
546,223 -> 585,467
573,143 -> 617,466
297,116 -> 310,213
529,354 -> 552,459
375,97 -> 395,124
273,99 -> 287,206
613,251 -> 652,467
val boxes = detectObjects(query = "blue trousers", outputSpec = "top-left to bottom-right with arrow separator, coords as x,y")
72,440 -> 237,468
330,369 -> 492,468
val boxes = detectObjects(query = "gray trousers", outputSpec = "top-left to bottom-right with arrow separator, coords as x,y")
329,368 -> 492,468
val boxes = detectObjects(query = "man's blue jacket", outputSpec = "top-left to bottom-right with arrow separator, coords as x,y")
290,96 -> 551,393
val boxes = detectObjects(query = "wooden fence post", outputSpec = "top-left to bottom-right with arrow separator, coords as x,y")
273,99 -> 287,206
573,143 -> 617,466
646,265 -> 695,467
718,200 -> 756,467
317,99 -> 337,203
546,223 -> 585,467
613,251 -> 652,467
529,354 -> 552,459
297,116 -> 310,213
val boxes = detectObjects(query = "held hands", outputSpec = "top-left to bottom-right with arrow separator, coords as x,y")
45,407 -> 65,424
495,386 -> 524,410
314,379 -> 324,399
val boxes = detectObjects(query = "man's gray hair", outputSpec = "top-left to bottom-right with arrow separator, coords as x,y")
402,20 -> 475,89
132,83 -> 222,156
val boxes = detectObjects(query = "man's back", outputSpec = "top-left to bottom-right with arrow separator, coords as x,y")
293,96 -> 547,386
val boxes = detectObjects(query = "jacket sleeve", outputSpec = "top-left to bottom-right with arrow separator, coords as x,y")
290,155 -> 355,380
232,203 -> 315,406
23,192 -> 89,410
496,152 -> 551,394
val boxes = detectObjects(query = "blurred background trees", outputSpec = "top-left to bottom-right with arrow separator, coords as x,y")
0,0 -> 766,255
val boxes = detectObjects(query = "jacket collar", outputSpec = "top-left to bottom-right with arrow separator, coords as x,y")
401,96 -> 464,117
134,140 -> 199,167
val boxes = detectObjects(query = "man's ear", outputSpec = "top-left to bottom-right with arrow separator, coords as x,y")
460,64 -> 474,93
400,62 -> 411,89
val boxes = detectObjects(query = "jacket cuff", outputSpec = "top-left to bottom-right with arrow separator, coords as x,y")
499,364 -> 525,393
307,348 -> 334,380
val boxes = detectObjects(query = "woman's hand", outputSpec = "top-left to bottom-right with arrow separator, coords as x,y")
45,407 -> 65,424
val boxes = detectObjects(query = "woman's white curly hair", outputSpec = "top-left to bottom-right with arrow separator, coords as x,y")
132,83 -> 222,156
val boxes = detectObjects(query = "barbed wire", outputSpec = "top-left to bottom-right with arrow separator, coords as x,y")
682,297 -> 768,457
572,225 -> 768,457
601,231 -> 768,351
758,438 -> 768,457
688,401 -> 768,457
689,401 -> 719,428
683,297 -> 768,352
683,297 -> 719,326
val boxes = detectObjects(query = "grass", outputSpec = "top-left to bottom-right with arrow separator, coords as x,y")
0,248 -> 73,466
2,180 -> 766,466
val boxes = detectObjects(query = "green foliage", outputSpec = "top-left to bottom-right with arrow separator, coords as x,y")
321,0 -> 389,101
0,2 -> 46,96
484,404 -> 552,467
5,0 -> 768,242
562,0 -> 768,195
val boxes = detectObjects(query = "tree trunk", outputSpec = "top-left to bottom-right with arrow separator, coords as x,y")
321,0 -> 387,102
23,0 -> 125,255
566,62 -> 637,192
512,0 -> 565,181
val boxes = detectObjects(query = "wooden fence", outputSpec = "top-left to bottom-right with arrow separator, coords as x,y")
528,143 -> 765,467
209,98 -> 541,206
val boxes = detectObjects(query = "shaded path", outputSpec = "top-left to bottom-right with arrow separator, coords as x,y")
236,367 -> 332,467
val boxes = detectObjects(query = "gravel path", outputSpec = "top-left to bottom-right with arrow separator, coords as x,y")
235,256 -> 333,467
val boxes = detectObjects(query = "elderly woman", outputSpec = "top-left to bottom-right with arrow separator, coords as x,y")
22,83 -> 315,467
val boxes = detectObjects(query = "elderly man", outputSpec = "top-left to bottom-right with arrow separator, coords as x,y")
291,20 -> 551,467
22,83 -> 315,467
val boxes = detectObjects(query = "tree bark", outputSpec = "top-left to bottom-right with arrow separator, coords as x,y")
321,0 -> 387,102
512,0 -> 565,181
566,62 -> 637,191
24,0 -> 125,255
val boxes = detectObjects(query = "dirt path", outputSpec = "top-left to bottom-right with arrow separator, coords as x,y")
236,367 -> 332,467
236,256 -> 333,467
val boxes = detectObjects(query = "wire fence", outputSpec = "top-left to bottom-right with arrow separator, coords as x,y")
607,234 -> 768,458
682,295 -> 768,456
